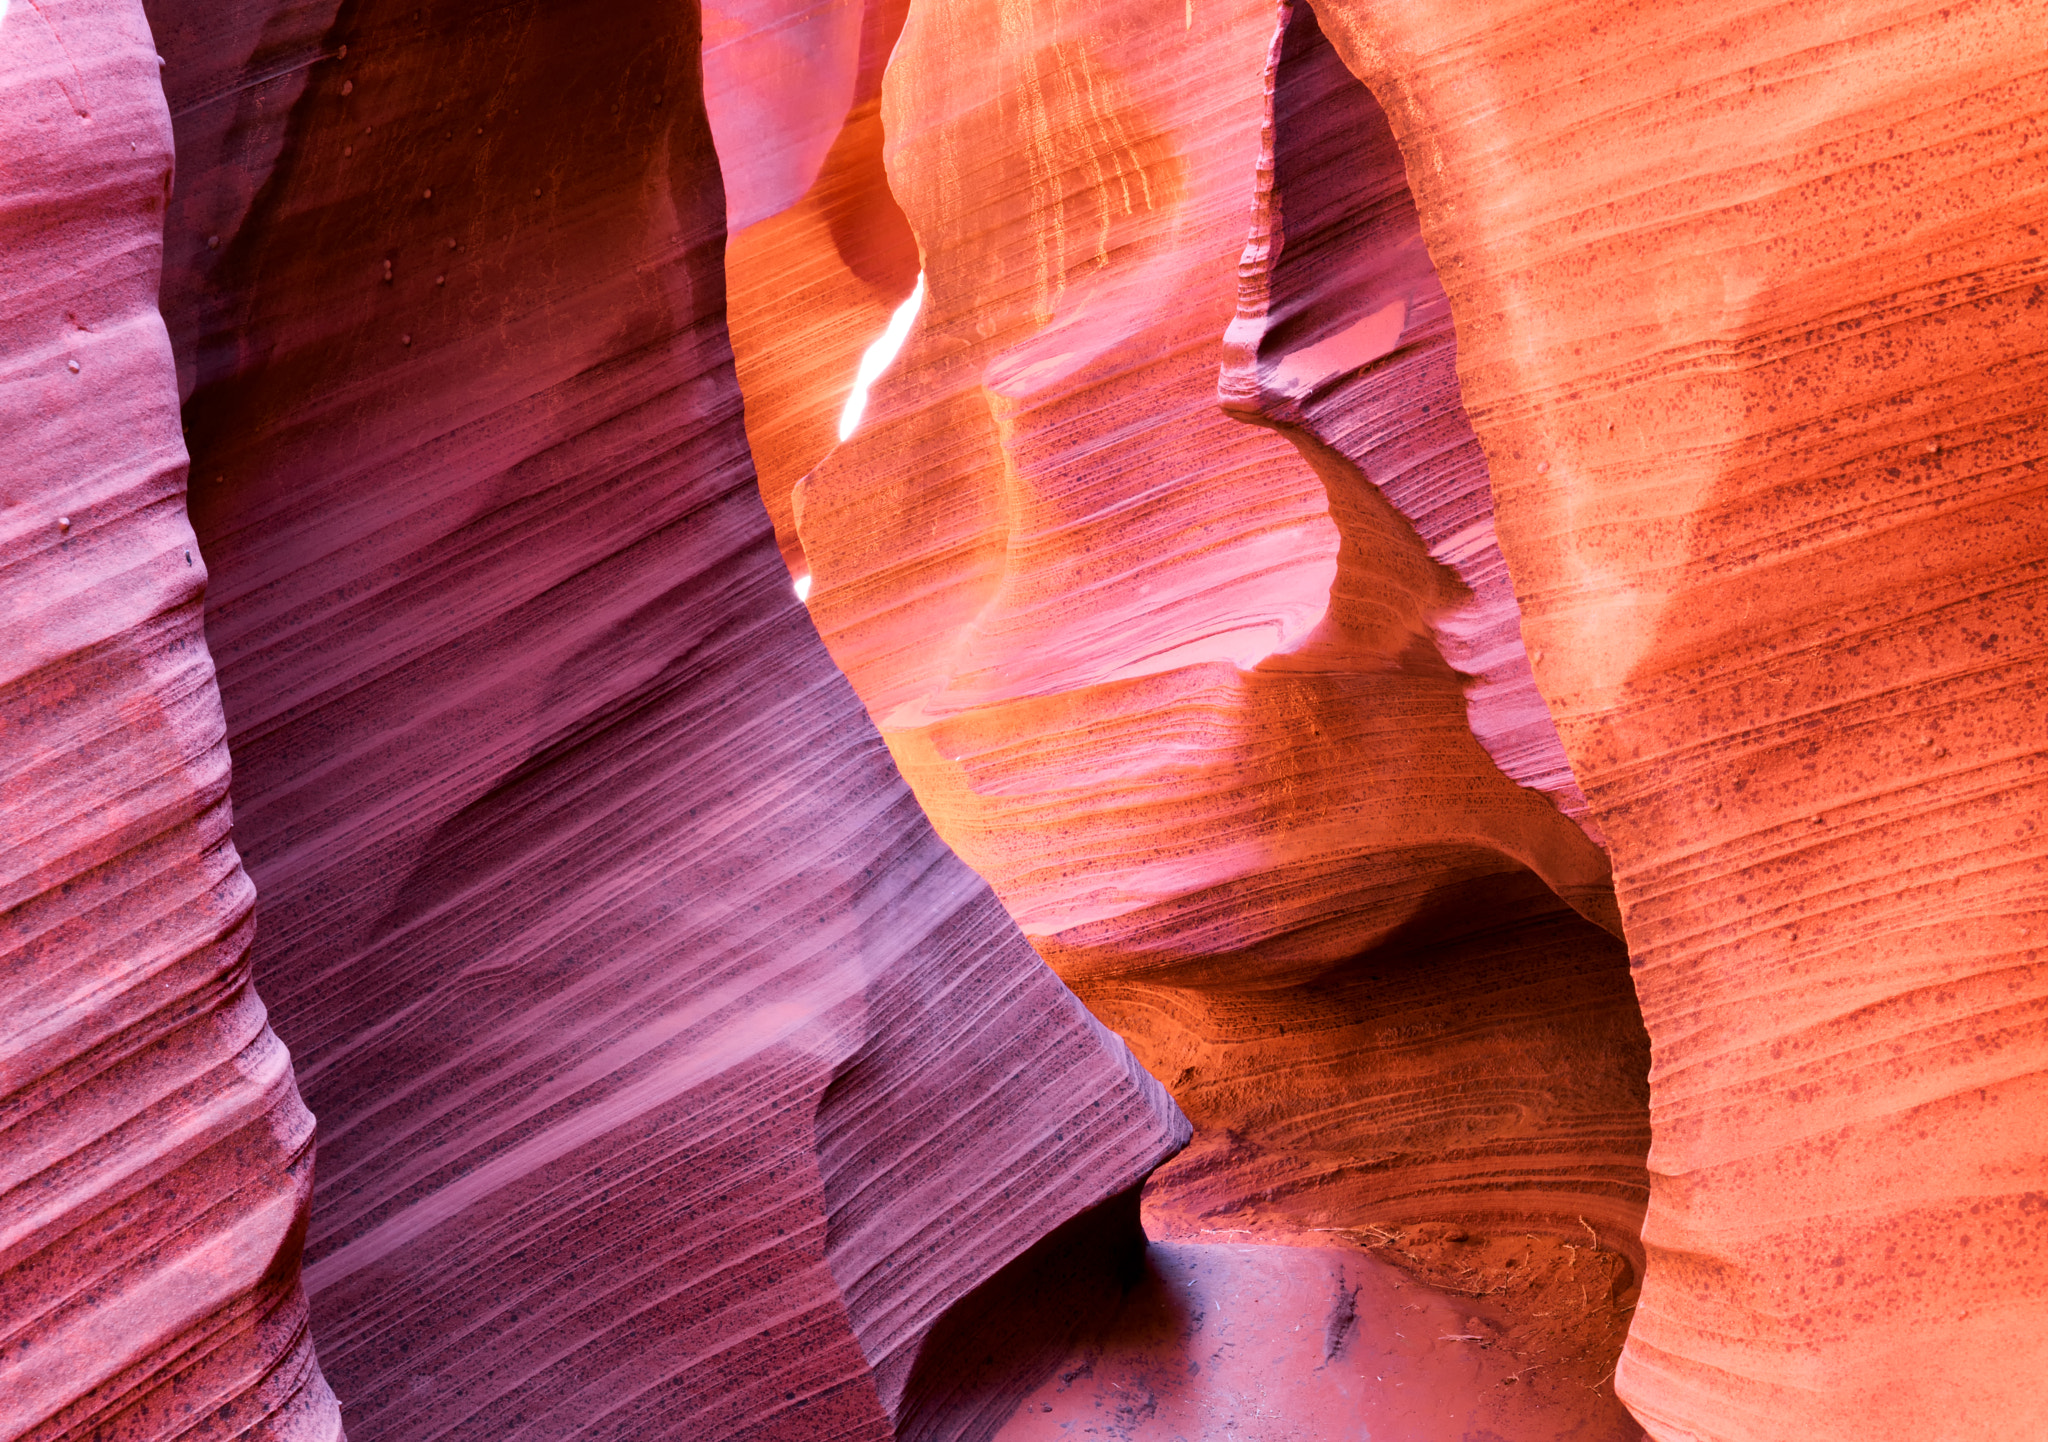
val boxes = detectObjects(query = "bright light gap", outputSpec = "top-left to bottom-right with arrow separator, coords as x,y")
837,271 -> 925,442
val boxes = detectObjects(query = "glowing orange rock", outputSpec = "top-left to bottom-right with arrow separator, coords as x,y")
728,5 -> 1655,1432
716,0 -> 923,579
1222,0 -> 1597,836
1305,0 -> 2048,1435
790,0 -> 1617,989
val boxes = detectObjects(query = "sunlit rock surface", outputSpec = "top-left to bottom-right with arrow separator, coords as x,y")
729,0 -> 2048,1437
1306,0 -> 2048,1436
9,0 -> 2046,1437
784,0 -> 1617,971
723,0 -> 1653,1436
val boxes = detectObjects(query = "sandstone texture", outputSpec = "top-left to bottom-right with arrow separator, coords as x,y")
12,0 -> 1185,1438
733,0 -> 2048,1437
157,0 -> 1187,1431
726,0 -> 1658,1434
1,3 -> 338,1436
8,0 -> 2045,1438
1301,0 -> 2048,1435
789,0 -> 1622,977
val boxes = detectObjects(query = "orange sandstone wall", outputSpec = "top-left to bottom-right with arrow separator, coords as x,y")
794,0 -> 1616,979
734,0 -> 2048,1436
735,0 -> 1660,1430
1305,0 -> 2048,1436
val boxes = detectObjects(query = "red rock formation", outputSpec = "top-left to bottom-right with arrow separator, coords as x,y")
3,0 -> 1191,1438
727,0 -> 2048,1437
790,0 -> 1616,974
1302,0 -> 2048,1436
725,0 -> 1656,1433
1109,906 -> 1649,1257
0,3 -> 339,1436
18,0 -> 2044,1434
1221,0 -> 1598,837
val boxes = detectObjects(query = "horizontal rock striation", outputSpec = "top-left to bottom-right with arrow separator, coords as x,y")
1304,0 -> 2048,1435
0,4 -> 339,1437
18,0 -> 2040,1435
1105,903 -> 1650,1265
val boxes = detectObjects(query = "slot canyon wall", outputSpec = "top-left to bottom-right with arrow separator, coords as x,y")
6,1 -> 1186,1439
1,1 -> 2042,1442
731,0 -> 2048,1437
1302,2 -> 2048,1437
1,10 -> 338,1437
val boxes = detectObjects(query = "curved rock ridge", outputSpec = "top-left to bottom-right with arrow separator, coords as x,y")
136,0 -> 1187,1436
722,3 -> 1657,1432
0,4 -> 339,1438
1105,903 -> 1651,1263
1220,0 -> 1598,839
782,0 -> 1616,978
1301,0 -> 2048,1436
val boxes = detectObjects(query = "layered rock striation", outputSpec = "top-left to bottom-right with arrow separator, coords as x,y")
1305,0 -> 2048,1436
728,0 -> 2048,1436
1221,0 -> 1598,836
10,0 -> 2045,1437
725,0 -> 1659,1433
13,0 -> 1188,1438
1,4 -> 338,1436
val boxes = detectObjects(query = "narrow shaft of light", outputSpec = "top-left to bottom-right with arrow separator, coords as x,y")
837,271 -> 925,442
793,573 -> 812,602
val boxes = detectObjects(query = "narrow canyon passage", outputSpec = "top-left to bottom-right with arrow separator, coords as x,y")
718,0 -> 1655,1436
13,0 -> 2036,1438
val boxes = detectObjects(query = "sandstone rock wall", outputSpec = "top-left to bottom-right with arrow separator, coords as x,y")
11,0 -> 2043,1436
10,0 -> 1188,1438
733,0 -> 2048,1436
1,4 -> 339,1436
727,0 -> 1660,1432
1305,0 -> 2048,1436
788,0 -> 1616,979
732,0 -> 1653,1237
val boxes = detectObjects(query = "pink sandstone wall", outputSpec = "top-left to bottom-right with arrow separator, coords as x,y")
0,3 -> 339,1436
9,0 -> 1187,1437
8,0 -> 2044,1437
